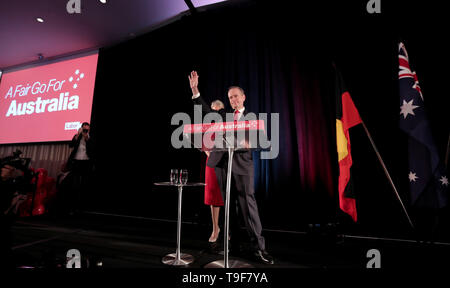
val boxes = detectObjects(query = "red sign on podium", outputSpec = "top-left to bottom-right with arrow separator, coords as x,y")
183,120 -> 265,134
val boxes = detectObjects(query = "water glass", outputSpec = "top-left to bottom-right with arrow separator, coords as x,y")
180,169 -> 188,185
170,169 -> 179,184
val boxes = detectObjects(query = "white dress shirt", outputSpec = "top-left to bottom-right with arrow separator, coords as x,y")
74,137 -> 90,160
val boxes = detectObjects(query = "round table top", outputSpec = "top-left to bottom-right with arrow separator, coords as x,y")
153,182 -> 206,187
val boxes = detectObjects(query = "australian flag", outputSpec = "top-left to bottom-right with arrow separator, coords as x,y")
398,42 -> 448,208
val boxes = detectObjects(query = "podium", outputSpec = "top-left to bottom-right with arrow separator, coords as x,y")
203,145 -> 254,269
183,119 -> 268,268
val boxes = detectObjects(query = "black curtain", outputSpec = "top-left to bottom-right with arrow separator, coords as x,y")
89,1 -> 449,237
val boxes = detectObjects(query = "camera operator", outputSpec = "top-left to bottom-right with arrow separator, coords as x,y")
0,158 -> 29,269
66,122 -> 94,214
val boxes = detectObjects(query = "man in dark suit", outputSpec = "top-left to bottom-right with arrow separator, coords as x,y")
66,122 -> 94,213
188,71 -> 274,265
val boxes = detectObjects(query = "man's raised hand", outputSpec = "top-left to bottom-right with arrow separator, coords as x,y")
189,71 -> 199,95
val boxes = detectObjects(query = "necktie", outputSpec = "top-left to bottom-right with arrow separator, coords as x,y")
234,110 -> 240,122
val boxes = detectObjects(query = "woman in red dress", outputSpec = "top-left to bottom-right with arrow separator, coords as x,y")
204,100 -> 224,242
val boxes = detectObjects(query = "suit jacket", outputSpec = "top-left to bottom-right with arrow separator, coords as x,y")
193,96 -> 253,175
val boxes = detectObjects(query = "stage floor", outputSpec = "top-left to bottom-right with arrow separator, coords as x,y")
10,212 -> 450,270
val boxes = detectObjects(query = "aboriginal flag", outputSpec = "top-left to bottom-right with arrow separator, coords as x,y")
335,68 -> 362,222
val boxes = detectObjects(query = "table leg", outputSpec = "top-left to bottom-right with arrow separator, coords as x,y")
162,185 -> 194,266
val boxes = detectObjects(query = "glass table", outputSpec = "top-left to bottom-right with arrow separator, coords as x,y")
153,182 -> 205,266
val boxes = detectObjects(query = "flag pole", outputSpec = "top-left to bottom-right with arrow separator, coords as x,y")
360,120 -> 415,229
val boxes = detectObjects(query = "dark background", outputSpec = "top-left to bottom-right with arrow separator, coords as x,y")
87,0 -> 449,239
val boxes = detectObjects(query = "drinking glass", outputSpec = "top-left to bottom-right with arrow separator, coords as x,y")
180,169 -> 188,185
170,169 -> 179,184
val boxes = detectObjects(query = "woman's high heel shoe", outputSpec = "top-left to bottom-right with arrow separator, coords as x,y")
208,228 -> 220,243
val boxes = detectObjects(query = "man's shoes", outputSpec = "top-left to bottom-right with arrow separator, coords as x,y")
253,250 -> 274,265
